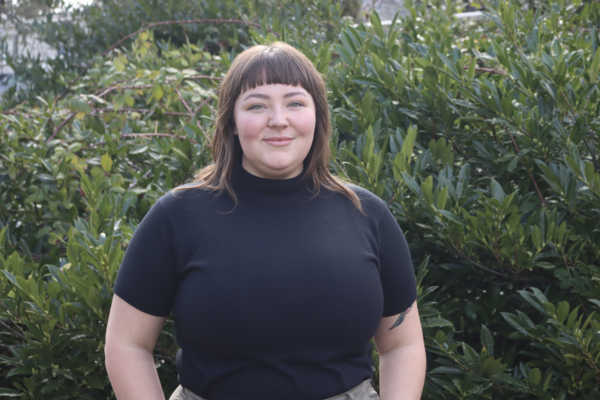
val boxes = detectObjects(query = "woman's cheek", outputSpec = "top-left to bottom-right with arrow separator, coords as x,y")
238,115 -> 265,139
297,111 -> 317,138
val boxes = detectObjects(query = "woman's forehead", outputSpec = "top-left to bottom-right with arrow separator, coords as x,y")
238,83 -> 310,98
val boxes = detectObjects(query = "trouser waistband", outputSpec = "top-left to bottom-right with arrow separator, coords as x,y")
169,378 -> 379,400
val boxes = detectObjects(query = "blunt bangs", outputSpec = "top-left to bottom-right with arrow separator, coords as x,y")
235,46 -> 317,97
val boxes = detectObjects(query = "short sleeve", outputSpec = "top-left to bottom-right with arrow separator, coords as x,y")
113,198 -> 178,317
377,205 -> 417,317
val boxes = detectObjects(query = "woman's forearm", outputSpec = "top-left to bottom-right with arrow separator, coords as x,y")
105,343 -> 166,400
378,343 -> 426,400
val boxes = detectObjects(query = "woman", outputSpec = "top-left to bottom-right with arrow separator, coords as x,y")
105,41 -> 426,400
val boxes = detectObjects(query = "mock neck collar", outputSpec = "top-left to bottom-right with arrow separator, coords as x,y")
230,157 -> 311,200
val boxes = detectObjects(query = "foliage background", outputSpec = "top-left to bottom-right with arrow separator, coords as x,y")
1,0 -> 600,399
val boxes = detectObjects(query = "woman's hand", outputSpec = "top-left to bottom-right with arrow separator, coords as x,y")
373,300 -> 426,400
105,294 -> 167,400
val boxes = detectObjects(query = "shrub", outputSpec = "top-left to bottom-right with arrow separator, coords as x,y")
3,0 -> 357,104
326,0 -> 600,397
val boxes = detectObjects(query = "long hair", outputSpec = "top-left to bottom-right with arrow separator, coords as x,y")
174,41 -> 362,211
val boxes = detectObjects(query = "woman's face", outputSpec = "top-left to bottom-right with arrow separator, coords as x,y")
233,83 -> 316,180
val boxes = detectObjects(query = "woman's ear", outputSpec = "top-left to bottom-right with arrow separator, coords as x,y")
233,126 -> 238,135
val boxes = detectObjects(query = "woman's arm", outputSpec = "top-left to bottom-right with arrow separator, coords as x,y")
373,300 -> 426,400
105,294 -> 167,400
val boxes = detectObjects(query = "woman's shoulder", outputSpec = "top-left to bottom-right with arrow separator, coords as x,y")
344,184 -> 386,205
335,183 -> 389,218
156,182 -> 226,214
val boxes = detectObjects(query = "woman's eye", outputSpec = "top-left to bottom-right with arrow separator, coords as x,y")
248,104 -> 264,110
289,102 -> 303,107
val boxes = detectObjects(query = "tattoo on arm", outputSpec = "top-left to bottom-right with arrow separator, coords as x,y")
389,304 -> 413,330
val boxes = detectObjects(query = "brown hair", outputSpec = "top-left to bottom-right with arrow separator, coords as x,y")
174,41 -> 362,211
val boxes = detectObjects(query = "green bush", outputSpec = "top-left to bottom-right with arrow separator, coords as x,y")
326,0 -> 600,397
3,0 -> 358,104
1,0 -> 600,398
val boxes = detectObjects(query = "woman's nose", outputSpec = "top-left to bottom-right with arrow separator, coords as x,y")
268,107 -> 289,130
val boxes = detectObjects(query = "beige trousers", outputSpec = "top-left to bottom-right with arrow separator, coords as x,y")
169,379 -> 380,400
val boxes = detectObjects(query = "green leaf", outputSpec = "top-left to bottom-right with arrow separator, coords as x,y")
566,306 -> 580,330
413,57 -> 430,68
490,178 -> 506,201
438,210 -> 465,226
429,366 -> 466,374
362,91 -> 372,120
67,235 -> 79,270
41,377 -> 65,394
85,374 -> 106,390
480,357 -> 500,377
543,302 -> 556,315
565,155 -> 581,176
369,10 -> 385,40
101,153 -> 113,172
529,368 -> 541,386
532,226 -> 542,251
350,76 -> 384,87
481,324 -> 494,357
542,371 -> 552,391
501,312 -> 531,336
590,48 -> 600,84
114,58 -> 125,72
435,330 -> 446,344
437,186 -> 448,210
401,125 -> 417,163
6,367 -> 32,378
421,176 -> 434,205
500,97 -> 513,118
1,270 -> 20,288
467,58 -> 476,80
152,83 -> 164,100
584,161 -> 595,183
172,147 -> 190,162
557,301 -> 569,324
438,54 -> 460,80
16,276 -> 30,296
421,318 -> 453,328
0,388 -> 22,397
401,173 -> 422,196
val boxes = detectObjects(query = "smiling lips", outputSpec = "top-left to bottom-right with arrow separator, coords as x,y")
263,137 -> 294,147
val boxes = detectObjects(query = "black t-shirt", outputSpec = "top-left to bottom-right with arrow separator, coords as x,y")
113,161 -> 417,400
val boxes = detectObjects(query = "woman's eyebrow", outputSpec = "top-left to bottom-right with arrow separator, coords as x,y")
243,93 -> 270,101
243,91 -> 307,101
283,91 -> 307,98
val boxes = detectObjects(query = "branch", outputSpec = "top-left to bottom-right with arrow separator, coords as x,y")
47,111 -> 76,143
57,19 -> 278,101
0,302 -> 25,332
464,65 -> 506,75
191,97 -> 214,117
503,125 -> 548,209
97,76 -> 222,98
155,344 -> 176,363
185,75 -> 223,81
174,86 -> 194,115
90,108 -> 190,117
454,246 -> 508,277
98,84 -> 155,98
82,133 -> 198,150
0,319 -> 25,342
0,110 -> 31,117
559,89 -> 599,170
127,170 -> 152,192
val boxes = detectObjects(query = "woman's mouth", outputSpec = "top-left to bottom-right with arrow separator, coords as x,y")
264,137 -> 294,147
